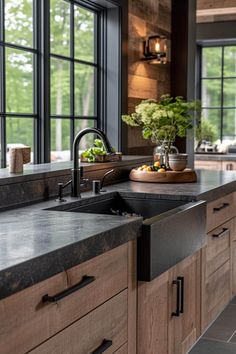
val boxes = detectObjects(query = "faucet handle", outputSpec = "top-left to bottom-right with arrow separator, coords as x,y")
100,169 -> 114,192
80,177 -> 89,187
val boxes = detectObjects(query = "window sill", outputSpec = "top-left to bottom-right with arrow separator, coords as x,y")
0,155 -> 152,186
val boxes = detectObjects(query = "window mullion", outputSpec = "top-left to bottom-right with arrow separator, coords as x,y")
220,46 -> 224,142
70,2 -> 75,159
41,0 -> 51,163
0,0 -> 6,167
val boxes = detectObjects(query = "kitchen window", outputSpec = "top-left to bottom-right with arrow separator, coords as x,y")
0,0 -> 108,167
200,45 -> 236,142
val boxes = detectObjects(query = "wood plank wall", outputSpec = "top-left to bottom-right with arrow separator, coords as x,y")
126,0 -> 171,155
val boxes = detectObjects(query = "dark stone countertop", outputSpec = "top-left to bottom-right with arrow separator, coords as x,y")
107,169 -> 236,203
1,168 -> 236,300
0,206 -> 142,300
195,153 -> 236,161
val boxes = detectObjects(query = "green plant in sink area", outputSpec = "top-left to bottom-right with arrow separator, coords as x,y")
81,139 -> 115,162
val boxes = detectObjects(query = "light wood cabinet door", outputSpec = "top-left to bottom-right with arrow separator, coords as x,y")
232,241 -> 236,295
137,271 -> 169,354
29,290 -> 128,354
195,160 -> 222,170
169,253 -> 201,354
206,193 -> 234,232
222,161 -> 236,171
0,244 -> 128,354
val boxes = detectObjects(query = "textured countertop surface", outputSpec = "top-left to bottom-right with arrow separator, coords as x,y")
1,168 -> 236,300
108,169 -> 236,203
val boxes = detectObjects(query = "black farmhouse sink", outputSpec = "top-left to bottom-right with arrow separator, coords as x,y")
48,192 -> 206,281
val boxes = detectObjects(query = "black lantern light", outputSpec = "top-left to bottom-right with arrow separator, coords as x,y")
142,35 -> 169,64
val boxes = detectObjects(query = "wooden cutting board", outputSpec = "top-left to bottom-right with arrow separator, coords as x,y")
129,168 -> 197,183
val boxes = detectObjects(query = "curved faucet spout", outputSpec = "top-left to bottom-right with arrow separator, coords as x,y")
72,128 -> 114,197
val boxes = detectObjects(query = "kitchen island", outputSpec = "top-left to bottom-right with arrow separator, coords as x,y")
1,168 -> 236,354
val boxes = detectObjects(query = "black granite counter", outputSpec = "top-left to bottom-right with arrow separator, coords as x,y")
0,207 -> 142,300
107,169 -> 236,203
1,168 -> 236,300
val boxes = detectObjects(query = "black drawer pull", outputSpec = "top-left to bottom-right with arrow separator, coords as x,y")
177,276 -> 184,314
213,203 -> 230,212
212,227 -> 229,238
42,275 -> 95,303
172,279 -> 181,317
91,339 -> 113,354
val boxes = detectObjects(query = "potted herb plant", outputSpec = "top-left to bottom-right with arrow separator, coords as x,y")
122,94 -> 201,167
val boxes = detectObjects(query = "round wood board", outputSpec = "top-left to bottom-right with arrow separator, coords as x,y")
129,168 -> 197,183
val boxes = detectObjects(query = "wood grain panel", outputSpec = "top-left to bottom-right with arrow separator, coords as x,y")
206,193 -> 234,232
29,290 -> 128,354
137,271 -> 169,354
0,244 -> 128,354
202,260 -> 231,329
128,75 -> 157,99
206,220 -> 232,277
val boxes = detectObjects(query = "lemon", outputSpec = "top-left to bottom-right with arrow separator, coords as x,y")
154,161 -> 160,167
158,168 -> 166,173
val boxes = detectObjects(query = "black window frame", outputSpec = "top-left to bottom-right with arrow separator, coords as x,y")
0,0 -> 107,168
198,42 -> 236,142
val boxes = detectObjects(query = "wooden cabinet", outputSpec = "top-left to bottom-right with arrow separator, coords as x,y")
0,241 -> 136,354
195,158 -> 236,171
137,252 -> 201,354
138,271 -> 169,354
201,193 -> 236,331
195,160 -> 222,170
29,290 -> 128,354
222,161 -> 236,170
169,253 -> 201,354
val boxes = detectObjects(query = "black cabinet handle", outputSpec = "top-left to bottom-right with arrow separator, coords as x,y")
177,276 -> 184,314
42,275 -> 95,303
213,203 -> 230,212
172,279 -> 181,317
212,227 -> 229,238
91,339 -> 113,354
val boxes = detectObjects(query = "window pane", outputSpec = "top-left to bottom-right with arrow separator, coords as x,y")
51,58 -> 70,115
223,79 -> 236,107
5,0 -> 33,48
6,117 -> 34,164
74,6 -> 95,62
223,109 -> 236,139
201,79 -> 221,107
51,118 -> 70,162
74,64 -> 95,116
224,46 -> 236,77
74,119 -> 95,150
50,0 -> 70,57
202,47 -> 222,78
202,109 -> 221,139
6,48 -> 34,113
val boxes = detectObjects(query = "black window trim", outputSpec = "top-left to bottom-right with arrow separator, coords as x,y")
198,42 -> 236,142
0,0 -> 108,167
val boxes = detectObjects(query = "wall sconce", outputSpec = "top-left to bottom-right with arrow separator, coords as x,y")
142,35 -> 169,65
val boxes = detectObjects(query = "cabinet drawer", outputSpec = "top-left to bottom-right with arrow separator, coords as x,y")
29,290 -> 128,354
0,244 -> 128,354
203,260 -> 231,327
206,220 -> 232,278
207,194 -> 234,232
114,343 -> 128,354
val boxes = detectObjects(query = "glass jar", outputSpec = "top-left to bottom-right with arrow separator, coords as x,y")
153,143 -> 178,168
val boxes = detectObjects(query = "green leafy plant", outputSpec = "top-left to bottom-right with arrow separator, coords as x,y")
122,94 -> 201,152
81,139 -> 115,162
